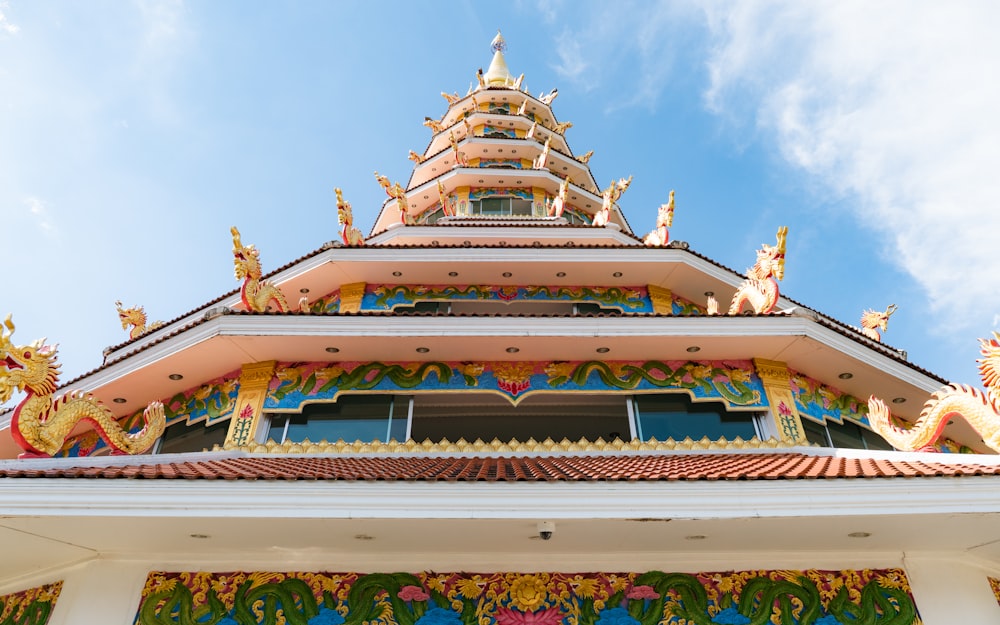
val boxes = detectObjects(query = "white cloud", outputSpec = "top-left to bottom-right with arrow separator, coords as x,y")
24,196 -> 55,235
0,3 -> 18,35
703,1 -> 1000,338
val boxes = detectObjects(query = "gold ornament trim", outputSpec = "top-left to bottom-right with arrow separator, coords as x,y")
339,282 -> 367,314
225,360 -> 277,447
218,435 -> 791,455
647,285 -> 673,314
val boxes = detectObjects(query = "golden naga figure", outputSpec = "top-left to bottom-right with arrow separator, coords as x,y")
0,315 -> 165,458
448,131 -> 468,167
115,300 -> 164,340
552,121 -> 573,135
408,150 -> 426,164
860,304 -> 897,342
548,176 -> 571,218
335,188 -> 365,247
375,171 -> 415,225
423,116 -> 445,133
727,226 -> 788,315
576,150 -> 594,164
868,333 -> 1000,453
230,226 -> 290,312
643,190 -> 676,247
533,136 -> 552,170
441,91 -> 460,105
437,180 -> 455,217
593,176 -> 632,227
539,88 -> 558,105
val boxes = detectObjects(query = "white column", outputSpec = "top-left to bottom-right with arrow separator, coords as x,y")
48,559 -> 150,625
904,554 -> 1000,624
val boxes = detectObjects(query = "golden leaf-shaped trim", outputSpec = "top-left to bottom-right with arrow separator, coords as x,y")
219,435 -> 796,455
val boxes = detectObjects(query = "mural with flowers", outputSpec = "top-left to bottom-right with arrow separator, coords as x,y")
305,284 -> 708,316
265,360 -> 764,410
0,581 -> 62,625
133,569 -> 920,625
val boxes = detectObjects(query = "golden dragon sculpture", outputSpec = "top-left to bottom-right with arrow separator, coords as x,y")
728,226 -> 788,315
115,300 -> 164,340
643,190 -> 676,247
0,315 -> 165,457
593,176 -> 632,227
868,332 -> 1000,453
335,188 -> 365,247
859,304 -> 897,342
231,226 -> 291,312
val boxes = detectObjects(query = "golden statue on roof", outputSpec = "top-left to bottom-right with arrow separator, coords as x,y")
860,304 -> 897,342
643,190 -> 676,247
375,171 -> 415,225
0,315 -> 165,457
728,226 -> 788,315
548,176 -> 571,218
593,176 -> 632,227
115,300 -> 164,340
231,226 -> 291,312
869,332 -> 1000,453
336,188 -> 365,247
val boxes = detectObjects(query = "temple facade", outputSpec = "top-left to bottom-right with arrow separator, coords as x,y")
1,34 -> 1000,625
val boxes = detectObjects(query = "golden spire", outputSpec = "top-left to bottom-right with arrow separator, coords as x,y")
483,30 -> 515,87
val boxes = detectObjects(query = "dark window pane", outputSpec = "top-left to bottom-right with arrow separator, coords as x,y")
412,394 -> 628,442
284,396 -> 395,443
635,394 -> 756,441
511,199 -> 533,215
827,420 -> 866,450
862,427 -> 894,451
159,419 -> 230,454
801,418 -> 830,447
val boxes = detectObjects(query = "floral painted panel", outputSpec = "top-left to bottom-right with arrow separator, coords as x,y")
265,360 -> 764,409
367,285 -> 652,313
309,285 -> 707,316
133,569 -> 920,625
0,581 -> 62,625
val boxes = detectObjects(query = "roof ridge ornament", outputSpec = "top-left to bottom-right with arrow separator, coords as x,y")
491,30 -> 507,53
727,226 -> 788,315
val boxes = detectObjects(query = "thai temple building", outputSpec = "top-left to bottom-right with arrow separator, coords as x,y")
4,33 -> 1000,625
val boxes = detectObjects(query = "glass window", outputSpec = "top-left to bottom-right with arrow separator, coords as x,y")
158,419 -> 230,454
633,394 -> 757,441
800,417 -> 895,451
268,396 -> 405,443
471,197 -> 533,217
801,418 -> 831,447
411,394 -> 629,443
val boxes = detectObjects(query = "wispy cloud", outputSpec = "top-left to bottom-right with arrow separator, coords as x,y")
703,1 -> 1000,339
0,2 -> 18,35
24,196 -> 55,235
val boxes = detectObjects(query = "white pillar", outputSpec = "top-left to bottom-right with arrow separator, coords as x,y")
48,559 -> 150,625
904,554 -> 1000,624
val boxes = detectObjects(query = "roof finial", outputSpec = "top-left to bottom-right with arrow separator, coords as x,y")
491,30 -> 507,53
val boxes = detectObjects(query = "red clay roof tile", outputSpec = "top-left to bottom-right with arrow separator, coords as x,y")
1,452 -> 999,483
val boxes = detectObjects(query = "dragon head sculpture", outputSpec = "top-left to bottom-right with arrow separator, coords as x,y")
231,226 -> 263,282
860,304 -> 897,341
0,316 -> 60,404
115,300 -> 147,331
749,226 -> 788,282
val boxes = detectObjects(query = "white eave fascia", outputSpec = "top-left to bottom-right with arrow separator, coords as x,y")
0,473 -> 998,519
83,315 -> 940,394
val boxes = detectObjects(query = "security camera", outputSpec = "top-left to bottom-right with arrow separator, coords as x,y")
537,521 -> 555,540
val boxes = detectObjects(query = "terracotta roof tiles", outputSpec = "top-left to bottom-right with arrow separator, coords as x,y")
2,452 -> 999,483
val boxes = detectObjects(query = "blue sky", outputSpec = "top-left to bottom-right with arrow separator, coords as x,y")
2,1 -> 999,393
